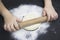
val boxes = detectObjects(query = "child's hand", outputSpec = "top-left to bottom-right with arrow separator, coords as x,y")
42,6 -> 58,21
0,0 -> 21,32
4,15 -> 22,32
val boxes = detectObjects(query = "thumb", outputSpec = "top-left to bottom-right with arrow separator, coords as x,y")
16,18 -> 22,23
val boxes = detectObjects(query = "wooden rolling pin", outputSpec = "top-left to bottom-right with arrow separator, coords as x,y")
18,16 -> 48,28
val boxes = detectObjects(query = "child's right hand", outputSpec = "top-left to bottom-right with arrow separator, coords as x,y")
4,15 -> 22,32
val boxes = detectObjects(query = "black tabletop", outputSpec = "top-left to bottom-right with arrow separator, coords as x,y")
0,0 -> 60,40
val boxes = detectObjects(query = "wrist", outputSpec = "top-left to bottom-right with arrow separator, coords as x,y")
1,9 -> 13,18
44,0 -> 52,7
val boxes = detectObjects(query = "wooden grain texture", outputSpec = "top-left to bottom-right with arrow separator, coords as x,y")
18,16 -> 48,28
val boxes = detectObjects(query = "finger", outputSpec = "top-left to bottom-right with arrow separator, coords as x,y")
47,14 -> 51,21
4,24 -> 7,31
10,24 -> 16,32
50,15 -> 53,21
14,22 -> 20,30
42,10 -> 46,16
54,14 -> 58,20
51,14 -> 57,21
6,24 -> 11,32
56,14 -> 58,19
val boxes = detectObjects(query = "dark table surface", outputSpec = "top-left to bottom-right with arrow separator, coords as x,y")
0,0 -> 60,40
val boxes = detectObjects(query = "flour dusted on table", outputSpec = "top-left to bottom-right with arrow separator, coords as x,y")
10,5 -> 50,40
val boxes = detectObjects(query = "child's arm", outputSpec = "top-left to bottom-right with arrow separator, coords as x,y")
0,1 -> 21,32
43,0 -> 58,21
0,0 -> 13,18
